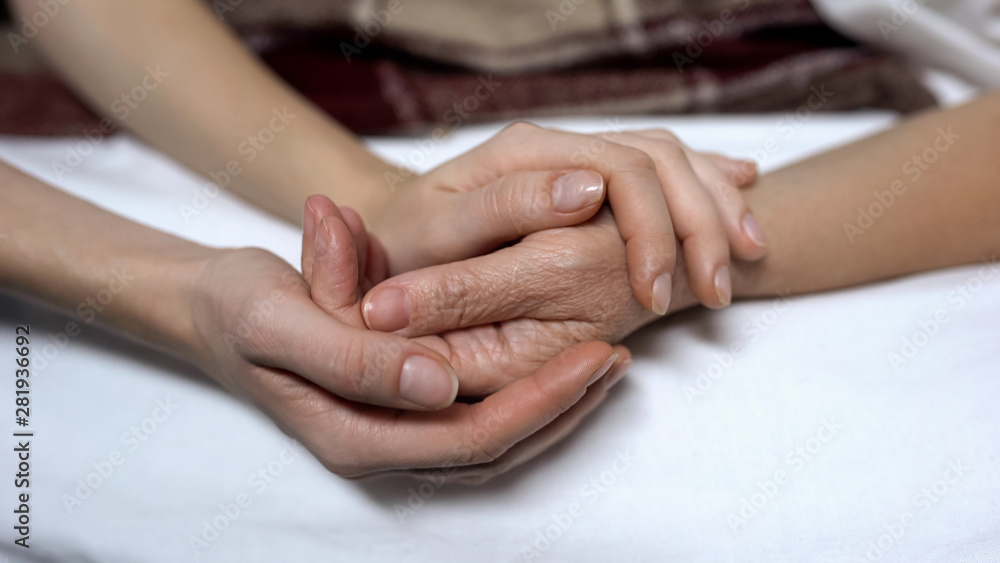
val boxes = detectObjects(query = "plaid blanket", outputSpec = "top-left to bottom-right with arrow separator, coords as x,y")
0,0 -> 935,136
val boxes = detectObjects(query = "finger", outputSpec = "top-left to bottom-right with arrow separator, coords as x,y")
302,195 -> 333,283
618,134 -> 733,308
312,212 -> 362,313
444,169 -> 606,257
633,131 -> 757,188
686,156 -> 768,261
339,341 -> 619,475
369,346 -> 632,484
700,152 -> 759,188
260,296 -> 459,411
339,206 -> 369,283
641,137 -> 765,261
361,230 -> 590,336
366,234 -> 390,287
451,347 -> 631,485
441,123 -> 676,315
363,252 -> 524,336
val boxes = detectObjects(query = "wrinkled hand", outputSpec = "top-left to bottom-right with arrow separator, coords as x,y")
363,208 -> 699,395
369,123 -> 764,314
185,196 -> 629,481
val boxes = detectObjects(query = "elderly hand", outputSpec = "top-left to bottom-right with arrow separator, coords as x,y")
186,195 -> 629,480
360,207 -> 701,395
368,123 -> 764,315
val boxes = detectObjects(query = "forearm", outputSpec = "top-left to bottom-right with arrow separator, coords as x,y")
734,92 -> 1000,298
0,161 -> 208,357
12,0 -> 392,223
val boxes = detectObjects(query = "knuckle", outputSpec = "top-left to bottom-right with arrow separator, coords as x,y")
320,457 -> 367,478
501,120 -> 538,138
712,180 -> 743,207
327,336 -> 381,396
520,174 -> 554,227
640,128 -> 680,143
464,405 -> 515,464
616,146 -> 658,172
469,437 -> 504,465
479,182 -> 517,233
647,143 -> 687,172
229,304 -> 279,361
435,265 -> 485,326
314,420 -> 381,478
658,129 -> 681,143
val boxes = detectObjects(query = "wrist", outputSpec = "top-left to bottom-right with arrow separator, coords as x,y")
256,119 -> 396,225
111,242 -> 219,362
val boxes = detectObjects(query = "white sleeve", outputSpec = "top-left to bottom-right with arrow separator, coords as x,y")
811,0 -> 1000,88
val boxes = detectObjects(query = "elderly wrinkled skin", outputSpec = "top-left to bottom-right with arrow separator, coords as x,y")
184,199 -> 629,481
381,208 -> 664,396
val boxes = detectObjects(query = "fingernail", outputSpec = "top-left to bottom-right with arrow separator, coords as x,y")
587,353 -> 619,386
605,359 -> 631,390
742,213 -> 767,248
363,287 -> 410,332
651,273 -> 672,316
552,170 -> 604,213
399,355 -> 458,409
715,266 -> 732,307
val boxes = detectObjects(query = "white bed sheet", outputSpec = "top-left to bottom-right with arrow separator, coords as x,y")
0,112 -> 998,563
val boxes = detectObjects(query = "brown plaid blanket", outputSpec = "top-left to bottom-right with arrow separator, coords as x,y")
0,0 -> 936,136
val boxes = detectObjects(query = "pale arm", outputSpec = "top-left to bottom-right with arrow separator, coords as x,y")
363,93 -> 1000,366
11,0 -> 768,312
9,0 -> 394,223
734,91 -> 1000,299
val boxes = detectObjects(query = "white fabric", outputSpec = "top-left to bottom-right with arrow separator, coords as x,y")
812,0 -> 1000,88
1,113 -> 999,563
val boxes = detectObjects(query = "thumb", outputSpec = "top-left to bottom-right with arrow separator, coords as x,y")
311,212 -> 362,315
263,297 -> 459,411
447,169 -> 605,258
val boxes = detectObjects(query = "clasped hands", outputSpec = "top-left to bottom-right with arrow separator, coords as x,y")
186,123 -> 765,484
